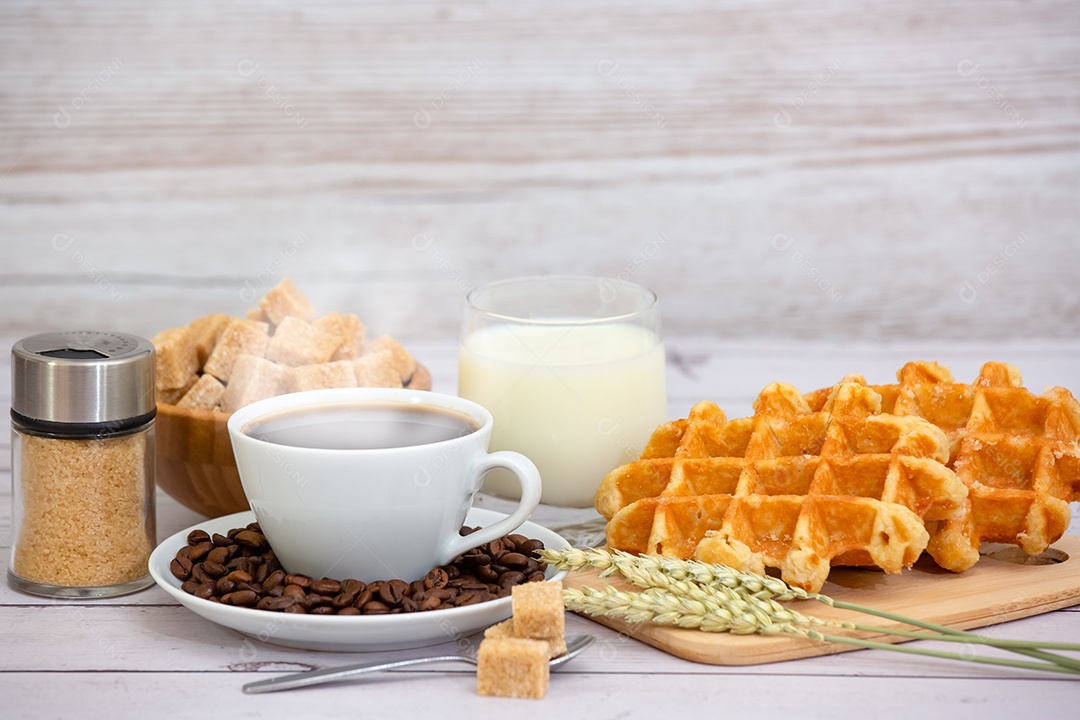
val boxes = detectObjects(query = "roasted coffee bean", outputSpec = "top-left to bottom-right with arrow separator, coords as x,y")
448,578 -> 487,592
191,563 -> 214,584
235,581 -> 262,595
223,589 -> 258,607
476,565 -> 499,583
188,541 -> 215,563
284,574 -> 312,589
311,578 -> 341,596
227,570 -> 253,584
341,578 -> 365,595
362,600 -> 391,614
455,591 -> 484,606
253,563 -> 270,584
379,579 -> 409,606
464,553 -> 491,568
282,584 -> 306,601
233,530 -> 265,548
202,561 -> 227,579
499,571 -> 526,588
263,569 -> 286,590
518,538 -> 545,556
428,588 -> 458,602
174,522 -> 548,615
500,552 -> 529,569
353,586 -> 375,609
170,556 -> 193,580
487,538 -> 510,559
304,594 -> 332,610
187,529 -> 211,545
424,568 -> 449,590
206,546 -> 230,566
331,592 -> 354,609
257,595 -> 296,611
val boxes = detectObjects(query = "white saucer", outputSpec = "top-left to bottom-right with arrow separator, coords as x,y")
148,508 -> 570,652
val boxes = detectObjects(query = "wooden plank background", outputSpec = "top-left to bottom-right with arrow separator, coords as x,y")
1,0 -> 1078,345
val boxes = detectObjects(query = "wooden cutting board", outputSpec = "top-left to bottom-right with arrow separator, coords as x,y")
562,535 -> 1080,665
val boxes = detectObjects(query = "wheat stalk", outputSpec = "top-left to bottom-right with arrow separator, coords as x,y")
541,548 -> 1080,676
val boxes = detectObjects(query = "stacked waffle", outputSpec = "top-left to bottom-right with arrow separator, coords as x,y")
596,362 -> 1080,592
805,361 -> 1080,573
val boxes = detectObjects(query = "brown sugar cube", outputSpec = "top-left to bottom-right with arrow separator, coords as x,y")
152,326 -> 200,391
484,618 -> 516,640
511,581 -> 565,641
484,618 -> 567,659
315,312 -> 366,361
246,306 -> 270,324
157,375 -> 197,405
363,335 -> 416,383
186,313 -> 230,366
291,361 -> 358,392
221,355 -> 292,413
202,319 -> 271,382
353,350 -> 403,388
176,373 -> 226,411
257,277 -> 314,326
265,316 -> 342,367
476,638 -> 549,699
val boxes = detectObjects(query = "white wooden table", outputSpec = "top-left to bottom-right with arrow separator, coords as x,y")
3,338 -> 1079,719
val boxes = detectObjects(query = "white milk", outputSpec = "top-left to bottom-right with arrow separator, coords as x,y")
458,323 -> 666,507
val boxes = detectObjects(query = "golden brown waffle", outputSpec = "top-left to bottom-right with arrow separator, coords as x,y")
805,361 -> 1080,572
596,382 -> 968,592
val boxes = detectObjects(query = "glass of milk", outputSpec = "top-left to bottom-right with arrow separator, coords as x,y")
458,276 -> 666,512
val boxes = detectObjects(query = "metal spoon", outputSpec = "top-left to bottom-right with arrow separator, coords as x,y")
243,634 -> 596,694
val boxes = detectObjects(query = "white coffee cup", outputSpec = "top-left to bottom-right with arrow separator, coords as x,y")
227,388 -> 542,583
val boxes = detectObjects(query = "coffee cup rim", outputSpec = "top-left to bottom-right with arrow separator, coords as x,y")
226,388 -> 491,454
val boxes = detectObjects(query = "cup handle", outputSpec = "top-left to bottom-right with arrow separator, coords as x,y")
438,451 -> 543,565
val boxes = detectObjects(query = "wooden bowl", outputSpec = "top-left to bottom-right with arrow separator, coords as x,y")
155,364 -> 433,518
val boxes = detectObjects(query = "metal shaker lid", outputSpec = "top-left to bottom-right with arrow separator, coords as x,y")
11,331 -> 156,425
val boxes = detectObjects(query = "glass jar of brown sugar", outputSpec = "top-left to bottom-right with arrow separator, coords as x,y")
9,331 -> 156,598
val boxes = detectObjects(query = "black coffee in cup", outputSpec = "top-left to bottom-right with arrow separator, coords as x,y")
243,403 -> 479,450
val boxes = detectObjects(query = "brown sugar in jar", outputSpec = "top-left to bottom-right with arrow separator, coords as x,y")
9,331 -> 157,598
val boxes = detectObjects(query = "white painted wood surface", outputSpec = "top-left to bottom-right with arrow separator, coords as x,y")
1,1 -> 1078,342
2,0 -> 1080,716
2,339 -> 1079,719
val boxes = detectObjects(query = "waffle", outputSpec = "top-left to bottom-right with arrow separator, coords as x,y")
596,381 -> 968,592
805,361 -> 1080,572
